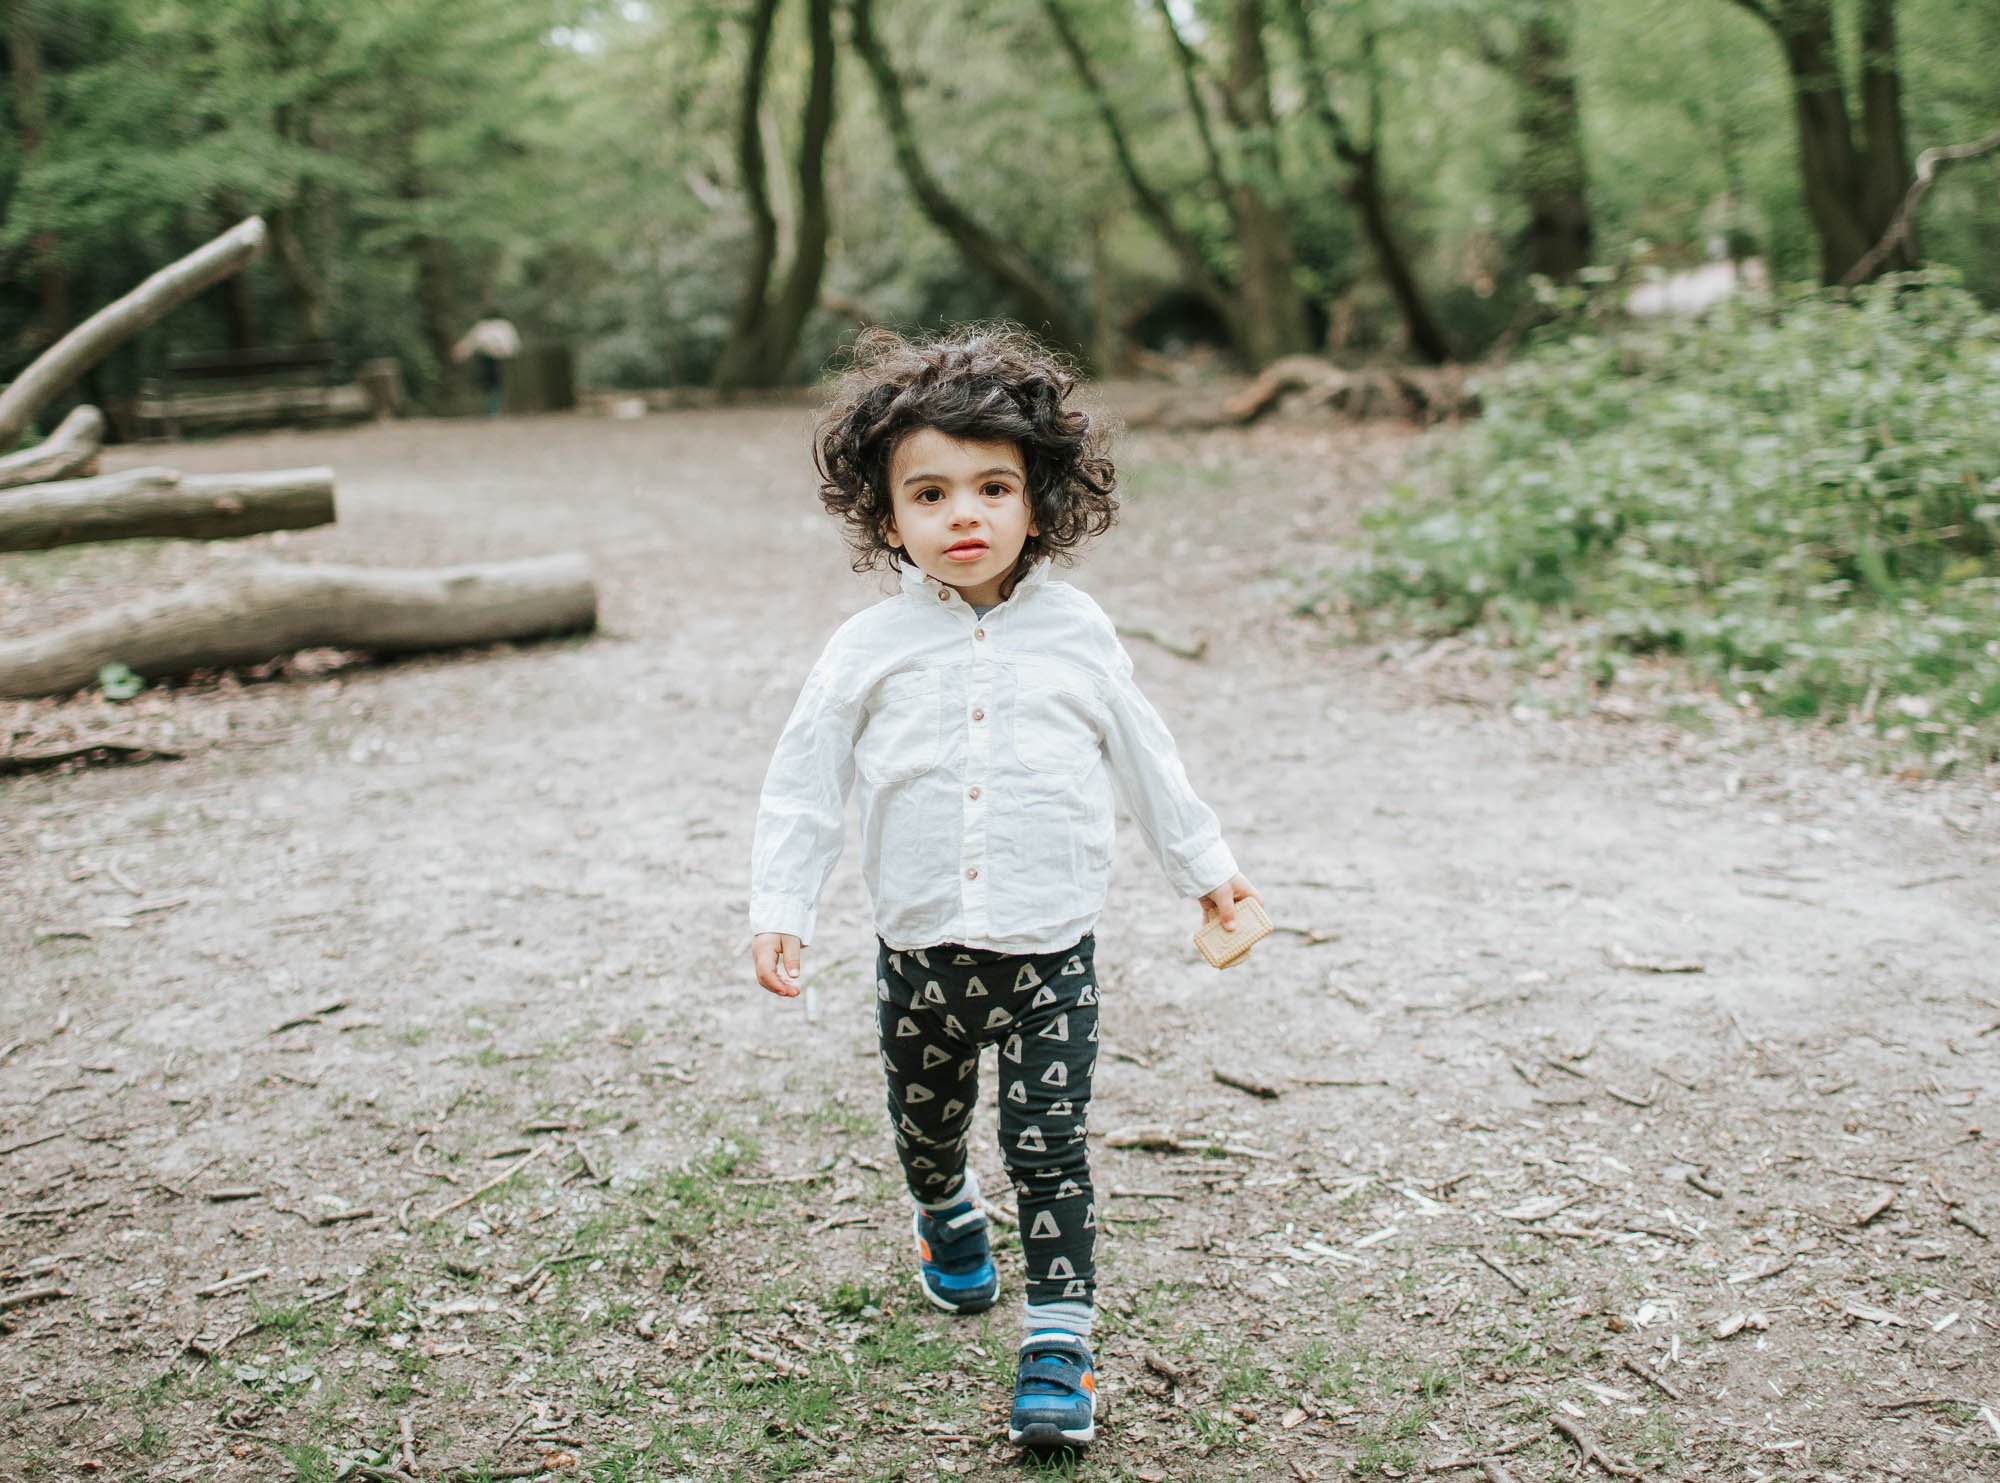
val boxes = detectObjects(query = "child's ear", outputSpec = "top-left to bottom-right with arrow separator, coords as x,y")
881,512 -> 902,549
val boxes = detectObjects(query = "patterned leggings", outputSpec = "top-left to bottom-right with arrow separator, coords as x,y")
875,935 -> 1099,1311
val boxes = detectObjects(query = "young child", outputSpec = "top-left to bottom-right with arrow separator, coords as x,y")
749,326 -> 1258,1449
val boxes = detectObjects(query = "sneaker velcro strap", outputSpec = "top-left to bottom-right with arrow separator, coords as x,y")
942,1208 -> 988,1233
1017,1357 -> 1089,1394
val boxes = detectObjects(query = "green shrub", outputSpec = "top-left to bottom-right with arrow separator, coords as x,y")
1337,272 -> 2000,762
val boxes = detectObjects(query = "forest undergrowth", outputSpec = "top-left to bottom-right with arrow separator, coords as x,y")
1327,274 -> 2000,773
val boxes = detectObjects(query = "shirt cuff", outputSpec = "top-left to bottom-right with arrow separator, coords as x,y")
1172,840 -> 1239,900
750,893 -> 817,945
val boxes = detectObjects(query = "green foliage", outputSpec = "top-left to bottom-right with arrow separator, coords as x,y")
1340,273 -> 2000,762
4,0 -> 2000,402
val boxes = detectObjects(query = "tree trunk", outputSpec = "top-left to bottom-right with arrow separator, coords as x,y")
1349,150 -> 1454,363
1515,4 -> 1592,283
1041,0 -> 1248,360
0,554 -> 599,699
0,405 -> 104,490
1735,0 -> 1912,284
848,0 -> 1089,358
392,96 -> 463,397
0,218 -> 267,450
712,0 -> 782,395
1277,0 -> 1452,362
757,0 -> 839,385
1222,0 -> 1313,365
1152,0 -> 1241,236
0,466 -> 335,552
1856,0 -> 1914,267
3,2 -> 70,353
268,204 -> 327,342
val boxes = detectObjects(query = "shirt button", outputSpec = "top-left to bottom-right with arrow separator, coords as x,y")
938,589 -> 951,602
965,867 -> 979,880
974,627 -> 986,640
971,707 -> 984,722
968,786 -> 981,800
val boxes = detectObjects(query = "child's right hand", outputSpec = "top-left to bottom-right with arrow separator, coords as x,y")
752,932 -> 804,997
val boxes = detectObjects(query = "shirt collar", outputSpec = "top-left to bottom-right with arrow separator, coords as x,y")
898,555 -> 1052,606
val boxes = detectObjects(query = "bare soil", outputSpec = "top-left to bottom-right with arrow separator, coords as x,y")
2,404 -> 1996,1483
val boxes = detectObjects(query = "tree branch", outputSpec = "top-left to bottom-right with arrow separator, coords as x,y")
847,0 -> 1087,354
712,0 -> 781,394
1039,0 -> 1239,334
1149,0 -> 1240,232
1842,128 -> 2000,286
1277,0 -> 1362,166
0,218 -> 266,450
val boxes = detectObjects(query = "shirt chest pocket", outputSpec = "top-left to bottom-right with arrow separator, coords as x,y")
856,669 -> 943,784
1012,664 -> 1103,776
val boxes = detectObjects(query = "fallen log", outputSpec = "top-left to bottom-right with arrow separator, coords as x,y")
0,466 -> 335,552
0,217 -> 267,450
1220,354 -> 1480,426
132,381 -> 372,432
0,406 -> 105,490
0,553 -> 597,698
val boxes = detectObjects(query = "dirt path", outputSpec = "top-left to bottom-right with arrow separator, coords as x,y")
3,406 -> 1996,1481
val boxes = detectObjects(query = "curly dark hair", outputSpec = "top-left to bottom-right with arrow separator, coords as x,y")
813,324 -> 1117,586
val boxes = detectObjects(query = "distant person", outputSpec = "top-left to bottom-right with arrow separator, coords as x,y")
451,311 -> 521,418
748,326 -> 1262,1451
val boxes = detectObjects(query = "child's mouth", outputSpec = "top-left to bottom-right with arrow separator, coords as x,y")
944,542 -> 988,561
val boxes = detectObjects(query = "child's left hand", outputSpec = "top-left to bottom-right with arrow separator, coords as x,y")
1199,874 -> 1264,929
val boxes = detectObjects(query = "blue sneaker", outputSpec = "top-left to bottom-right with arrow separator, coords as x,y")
912,1200 -> 998,1314
1008,1330 -> 1096,1448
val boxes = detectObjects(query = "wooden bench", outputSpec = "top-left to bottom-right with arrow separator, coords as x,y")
135,344 -> 371,437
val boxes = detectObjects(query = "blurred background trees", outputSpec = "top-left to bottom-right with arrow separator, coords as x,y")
3,0 -> 1996,416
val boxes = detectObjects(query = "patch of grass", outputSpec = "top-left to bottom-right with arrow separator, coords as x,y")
801,1094 -> 876,1138
281,1442 -> 339,1483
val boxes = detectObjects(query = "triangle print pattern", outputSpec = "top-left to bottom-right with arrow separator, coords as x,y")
874,936 -> 1101,1314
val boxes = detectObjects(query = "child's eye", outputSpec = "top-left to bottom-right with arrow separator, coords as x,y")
983,483 -> 1012,498
915,488 -> 943,503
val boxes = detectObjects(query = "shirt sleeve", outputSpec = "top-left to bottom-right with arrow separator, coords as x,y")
749,660 -> 859,944
1097,635 -> 1238,899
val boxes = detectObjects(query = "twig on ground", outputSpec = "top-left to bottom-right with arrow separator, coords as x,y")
398,1412 -> 418,1475
426,1145 -> 545,1221
1684,1169 -> 1725,1200
1475,1250 -> 1530,1297
1604,1082 -> 1659,1109
1894,872 -> 1964,891
1212,1066 -> 1282,1099
193,1267 -> 271,1299
1854,1190 -> 1897,1226
1550,1414 -> 1643,1477
1143,1351 -> 1188,1386
1947,1207 -> 1989,1240
1105,1126 -> 1276,1160
0,1284 -> 72,1312
1620,1356 -> 1684,1402
1605,943 -> 1703,973
1115,624 -> 1208,661
105,854 -> 145,896
1297,1076 -> 1389,1088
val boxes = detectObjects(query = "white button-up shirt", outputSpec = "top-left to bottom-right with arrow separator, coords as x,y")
751,557 -> 1238,954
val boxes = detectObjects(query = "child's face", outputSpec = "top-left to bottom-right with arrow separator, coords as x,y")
883,426 -> 1038,608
